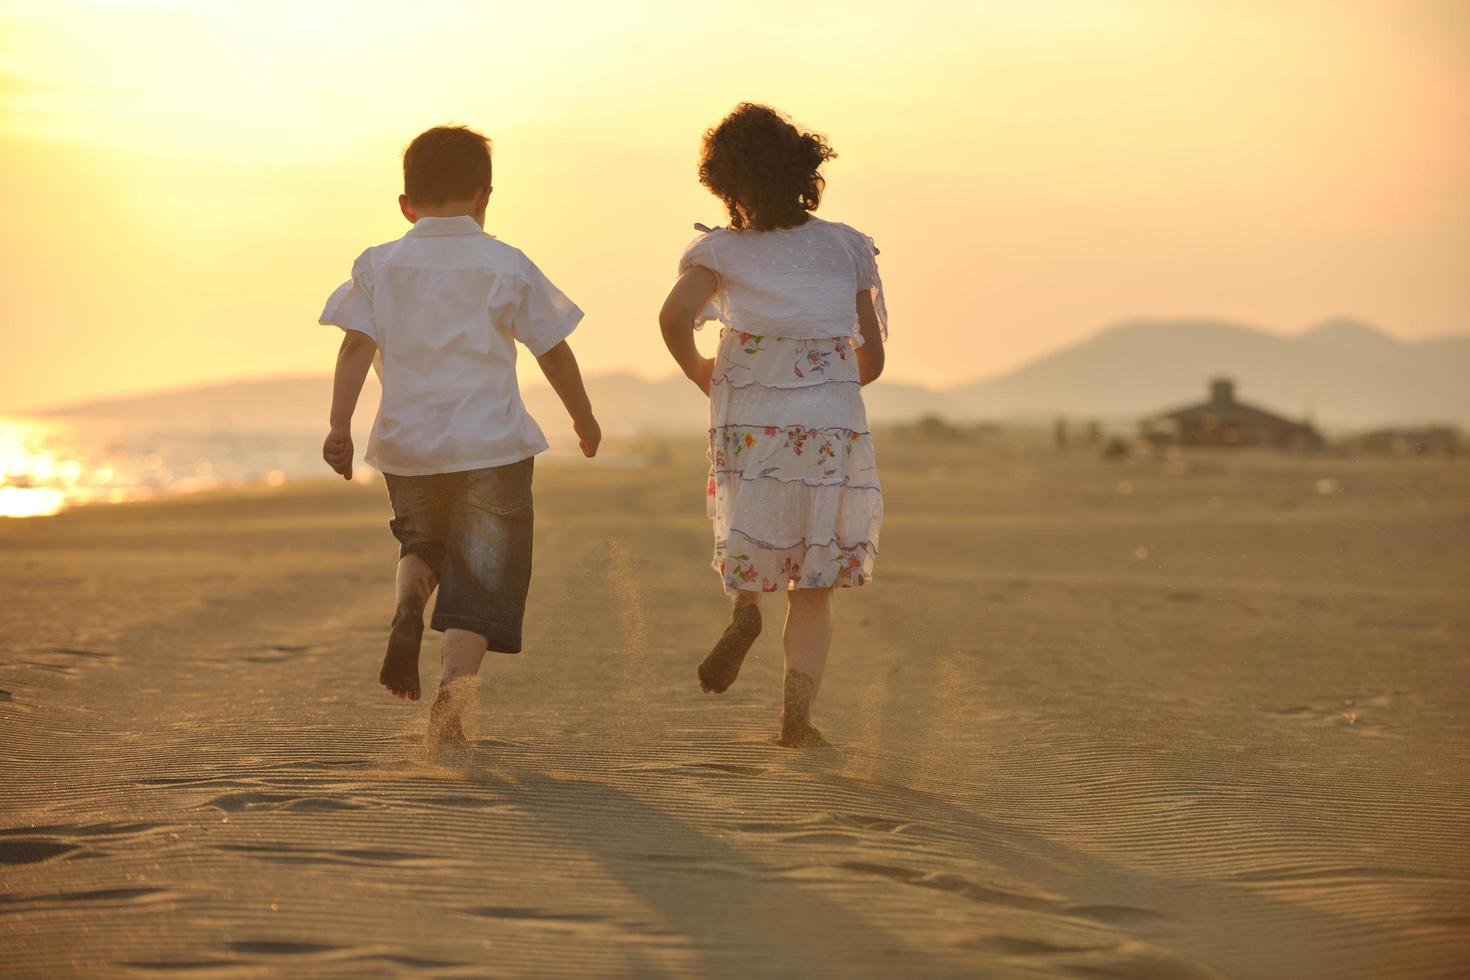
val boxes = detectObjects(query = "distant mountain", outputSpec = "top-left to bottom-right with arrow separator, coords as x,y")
41,374 -> 346,429
35,319 -> 1470,432
944,317 -> 1470,427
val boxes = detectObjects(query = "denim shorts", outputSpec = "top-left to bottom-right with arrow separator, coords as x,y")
383,458 -> 534,653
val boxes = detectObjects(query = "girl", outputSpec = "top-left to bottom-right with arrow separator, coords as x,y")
658,103 -> 887,748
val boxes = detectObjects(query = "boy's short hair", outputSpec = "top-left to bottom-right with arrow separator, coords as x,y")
403,125 -> 492,206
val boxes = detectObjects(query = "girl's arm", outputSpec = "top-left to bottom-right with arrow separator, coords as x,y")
855,290 -> 885,385
659,267 -> 719,394
323,329 -> 378,480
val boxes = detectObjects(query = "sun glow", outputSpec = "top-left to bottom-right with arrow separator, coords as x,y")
2,0 -> 1466,415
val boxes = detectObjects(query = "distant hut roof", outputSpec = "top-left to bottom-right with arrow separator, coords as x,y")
1154,379 -> 1314,430
1146,378 -> 1324,447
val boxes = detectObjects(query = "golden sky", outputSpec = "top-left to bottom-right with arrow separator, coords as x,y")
1,0 -> 1466,411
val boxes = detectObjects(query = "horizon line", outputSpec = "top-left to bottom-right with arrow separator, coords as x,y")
15,315 -> 1466,417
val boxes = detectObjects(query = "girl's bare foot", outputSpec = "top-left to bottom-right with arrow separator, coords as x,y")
777,669 -> 830,748
698,602 -> 762,693
380,606 -> 424,701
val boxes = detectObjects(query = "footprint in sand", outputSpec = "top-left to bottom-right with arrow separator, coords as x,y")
626,760 -> 774,779
210,842 -> 451,868
0,886 -> 179,914
140,945 -> 469,971
0,821 -> 172,865
1064,903 -> 1167,925
0,839 -> 84,865
1262,693 -> 1397,735
48,646 -> 116,660
769,830 -> 862,846
242,643 -> 323,665
737,812 -> 915,845
199,790 -> 366,814
680,762 -> 771,778
5,646 -> 118,678
839,861 -> 1053,912
967,938 -> 1215,980
839,860 -> 1168,929
228,940 -> 342,956
120,959 -> 246,971
465,906 -> 607,924
962,936 -> 1112,955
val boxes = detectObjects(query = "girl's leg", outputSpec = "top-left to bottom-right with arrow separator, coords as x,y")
381,553 -> 438,700
429,628 -> 488,744
779,588 -> 833,748
698,590 -> 763,693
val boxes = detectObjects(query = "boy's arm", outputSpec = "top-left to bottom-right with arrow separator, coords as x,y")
535,341 -> 600,458
658,267 -> 718,394
323,330 -> 377,480
855,289 -> 885,385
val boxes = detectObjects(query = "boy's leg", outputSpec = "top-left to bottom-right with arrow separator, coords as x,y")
778,588 -> 833,748
381,474 -> 450,701
425,460 -> 533,743
428,628 -> 488,744
440,628 -> 489,685
381,553 -> 438,700
698,590 -> 763,694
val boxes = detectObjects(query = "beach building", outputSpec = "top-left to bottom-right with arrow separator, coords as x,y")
1142,378 -> 1325,450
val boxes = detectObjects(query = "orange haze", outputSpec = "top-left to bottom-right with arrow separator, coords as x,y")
1,0 -> 1467,411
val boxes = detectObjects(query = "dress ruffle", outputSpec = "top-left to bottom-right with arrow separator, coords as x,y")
714,533 -> 877,592
707,327 -> 882,594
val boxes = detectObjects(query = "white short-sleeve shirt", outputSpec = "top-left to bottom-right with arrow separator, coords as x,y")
676,216 -> 886,345
320,215 -> 583,476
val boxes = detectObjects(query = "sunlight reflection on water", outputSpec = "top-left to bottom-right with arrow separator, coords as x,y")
0,415 -> 344,519
0,415 -> 629,519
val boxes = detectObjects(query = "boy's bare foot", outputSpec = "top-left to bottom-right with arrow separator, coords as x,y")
777,669 -> 830,748
428,683 -> 469,745
698,602 -> 762,693
776,722 -> 831,749
380,606 -> 424,701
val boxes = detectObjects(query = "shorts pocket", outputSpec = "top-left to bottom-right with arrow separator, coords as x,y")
466,459 -> 533,516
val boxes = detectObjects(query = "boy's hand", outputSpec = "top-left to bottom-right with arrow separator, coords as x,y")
323,426 -> 354,480
575,416 -> 602,458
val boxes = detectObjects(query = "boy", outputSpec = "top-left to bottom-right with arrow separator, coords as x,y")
318,125 -> 599,742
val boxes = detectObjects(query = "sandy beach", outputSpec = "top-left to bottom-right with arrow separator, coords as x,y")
1,438 -> 1467,978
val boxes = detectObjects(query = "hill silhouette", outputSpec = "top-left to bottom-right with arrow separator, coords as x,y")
36,319 -> 1469,431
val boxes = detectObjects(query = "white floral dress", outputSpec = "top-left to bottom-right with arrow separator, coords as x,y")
678,217 -> 887,594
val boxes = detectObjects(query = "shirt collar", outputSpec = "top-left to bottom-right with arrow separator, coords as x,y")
406,215 -> 487,238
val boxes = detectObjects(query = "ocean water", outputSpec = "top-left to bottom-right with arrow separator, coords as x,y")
0,416 -> 346,518
0,416 -> 654,519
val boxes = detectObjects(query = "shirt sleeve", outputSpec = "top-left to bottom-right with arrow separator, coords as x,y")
676,229 -> 724,330
511,254 -> 584,357
677,230 -> 718,277
847,226 -> 888,344
318,249 -> 377,341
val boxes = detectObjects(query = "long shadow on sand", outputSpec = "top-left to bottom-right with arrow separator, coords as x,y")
457,745 -> 1463,980
803,757 -> 1461,978
463,761 -> 947,978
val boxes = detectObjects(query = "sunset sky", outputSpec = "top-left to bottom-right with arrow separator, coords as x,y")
1,0 -> 1467,412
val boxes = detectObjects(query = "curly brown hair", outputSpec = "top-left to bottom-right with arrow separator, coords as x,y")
698,103 -> 837,232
